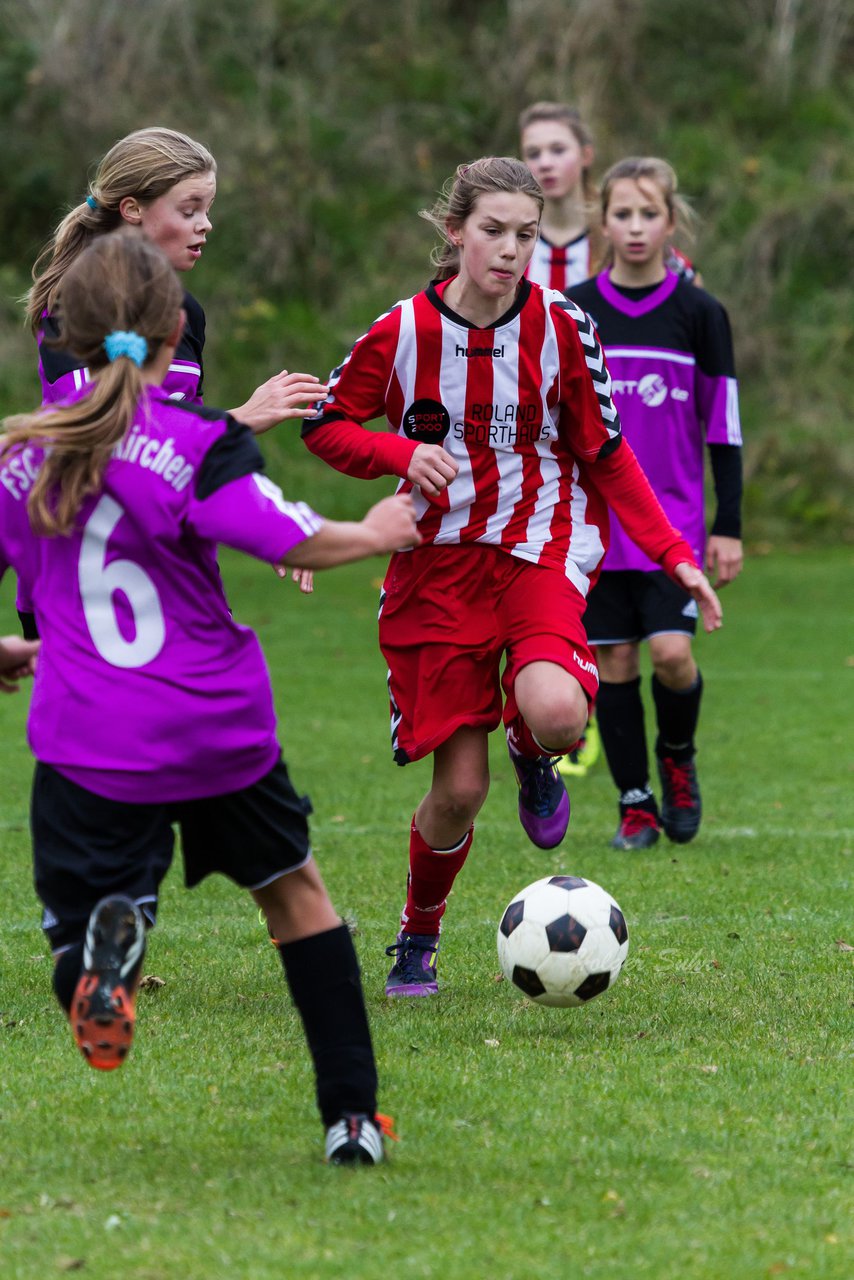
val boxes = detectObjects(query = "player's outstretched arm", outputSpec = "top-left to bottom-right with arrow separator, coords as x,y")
0,635 -> 40,692
673,563 -> 723,634
279,494 -> 421,570
231,371 -> 329,435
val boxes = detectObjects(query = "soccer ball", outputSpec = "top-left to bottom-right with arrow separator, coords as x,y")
497,875 -> 629,1007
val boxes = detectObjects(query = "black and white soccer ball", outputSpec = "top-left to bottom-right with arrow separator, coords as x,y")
497,875 -> 629,1007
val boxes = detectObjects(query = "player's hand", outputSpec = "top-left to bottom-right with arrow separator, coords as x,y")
273,565 -> 315,593
407,444 -> 459,499
0,636 -> 40,692
232,372 -> 329,435
705,535 -> 743,589
363,494 -> 422,553
673,563 -> 722,634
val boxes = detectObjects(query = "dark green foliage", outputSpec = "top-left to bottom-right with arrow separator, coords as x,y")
0,0 -> 851,543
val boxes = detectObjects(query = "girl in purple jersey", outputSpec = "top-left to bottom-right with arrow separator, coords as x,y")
518,104 -> 701,785
19,127 -> 326,633
568,157 -> 743,851
1,232 -> 419,1165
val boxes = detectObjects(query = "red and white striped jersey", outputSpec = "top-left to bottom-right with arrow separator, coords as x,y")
525,230 -> 592,292
303,278 -> 693,597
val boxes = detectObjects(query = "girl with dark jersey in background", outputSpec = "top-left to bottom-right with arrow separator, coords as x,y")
302,157 -> 722,999
568,157 -> 743,852
0,232 -> 419,1165
19,127 -> 326,633
518,101 -> 700,781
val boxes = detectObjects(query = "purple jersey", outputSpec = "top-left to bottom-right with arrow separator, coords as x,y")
38,292 -> 206,407
568,270 -> 742,571
0,391 -> 322,803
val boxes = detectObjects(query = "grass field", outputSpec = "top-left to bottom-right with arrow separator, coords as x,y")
0,546 -> 851,1279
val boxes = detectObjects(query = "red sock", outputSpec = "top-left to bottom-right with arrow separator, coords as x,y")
401,816 -> 473,935
506,712 -> 541,758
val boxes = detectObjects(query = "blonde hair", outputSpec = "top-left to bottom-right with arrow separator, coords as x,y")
599,156 -> 695,269
26,126 -> 215,331
4,232 -> 183,535
421,156 -> 544,281
518,102 -> 601,262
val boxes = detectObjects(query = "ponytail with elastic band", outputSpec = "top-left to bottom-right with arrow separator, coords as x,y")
104,330 -> 148,367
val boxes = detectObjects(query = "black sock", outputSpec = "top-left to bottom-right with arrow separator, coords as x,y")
277,923 -> 378,1127
597,678 -> 653,804
53,942 -> 84,1015
652,671 -> 703,762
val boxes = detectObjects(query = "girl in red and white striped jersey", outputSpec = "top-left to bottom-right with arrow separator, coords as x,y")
302,156 -> 721,998
519,102 -> 600,293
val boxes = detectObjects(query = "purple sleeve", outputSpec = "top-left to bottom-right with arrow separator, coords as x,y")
187,471 -> 323,562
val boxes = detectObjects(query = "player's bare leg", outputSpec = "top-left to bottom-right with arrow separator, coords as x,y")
387,728 -> 488,997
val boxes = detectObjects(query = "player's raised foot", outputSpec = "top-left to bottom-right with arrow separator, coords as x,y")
557,714 -> 602,779
71,895 -> 146,1071
325,1112 -> 396,1165
657,754 -> 702,844
508,740 -> 570,849
384,932 -> 440,996
611,805 -> 661,851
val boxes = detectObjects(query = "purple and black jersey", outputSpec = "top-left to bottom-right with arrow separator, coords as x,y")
568,270 -> 742,571
0,391 -> 322,803
38,291 -> 206,406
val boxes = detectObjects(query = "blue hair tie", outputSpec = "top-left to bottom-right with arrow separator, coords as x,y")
86,194 -> 99,210
104,331 -> 148,367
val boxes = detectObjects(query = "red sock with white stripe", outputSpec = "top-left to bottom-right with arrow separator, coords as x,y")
401,816 -> 473,936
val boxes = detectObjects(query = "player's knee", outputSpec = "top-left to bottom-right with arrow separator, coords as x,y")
651,642 -> 695,688
529,697 -> 587,753
597,643 -> 638,684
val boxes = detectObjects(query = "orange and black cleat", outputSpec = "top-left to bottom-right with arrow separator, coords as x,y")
71,896 -> 146,1071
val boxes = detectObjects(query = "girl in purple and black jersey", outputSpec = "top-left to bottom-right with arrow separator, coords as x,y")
19,128 -> 325,636
1,232 -> 419,1165
568,157 -> 744,852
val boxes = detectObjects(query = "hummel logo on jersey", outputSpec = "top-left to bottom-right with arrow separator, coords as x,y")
455,344 -> 504,358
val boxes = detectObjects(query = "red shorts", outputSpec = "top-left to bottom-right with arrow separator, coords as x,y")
378,544 -> 599,764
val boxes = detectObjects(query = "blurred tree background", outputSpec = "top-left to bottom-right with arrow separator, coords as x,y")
0,0 -> 851,542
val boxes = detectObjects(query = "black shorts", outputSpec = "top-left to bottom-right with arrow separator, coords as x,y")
31,758 -> 313,952
584,570 -> 698,645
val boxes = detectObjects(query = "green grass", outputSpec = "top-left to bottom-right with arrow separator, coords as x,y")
0,547 -> 852,1279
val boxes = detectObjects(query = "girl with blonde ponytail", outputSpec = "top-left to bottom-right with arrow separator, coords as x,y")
17,127 -> 327,634
0,231 -> 418,1163
27,126 -> 325,430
